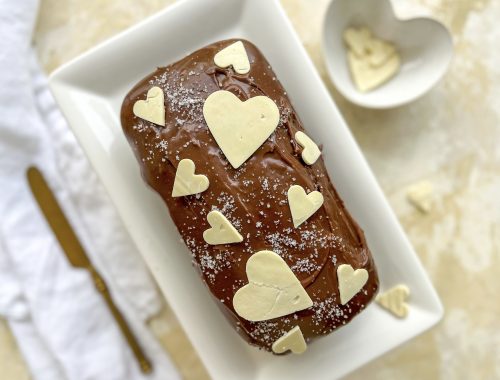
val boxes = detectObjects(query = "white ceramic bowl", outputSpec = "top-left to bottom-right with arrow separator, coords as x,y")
323,0 -> 453,108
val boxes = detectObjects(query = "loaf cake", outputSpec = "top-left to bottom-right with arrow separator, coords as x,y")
121,39 -> 379,354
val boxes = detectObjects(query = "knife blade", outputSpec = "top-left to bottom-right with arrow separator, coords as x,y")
26,166 -> 152,374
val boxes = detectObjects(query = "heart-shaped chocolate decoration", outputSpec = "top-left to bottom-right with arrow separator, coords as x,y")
233,250 -> 312,322
344,27 -> 400,92
287,185 -> 324,228
171,159 -> 209,197
295,131 -> 321,165
203,90 -> 280,169
376,284 -> 410,318
214,41 -> 251,74
203,210 -> 243,245
347,50 -> 400,93
133,86 -> 165,126
272,326 -> 307,355
337,264 -> 369,305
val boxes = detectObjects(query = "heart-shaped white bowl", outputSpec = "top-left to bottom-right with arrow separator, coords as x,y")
322,0 -> 453,108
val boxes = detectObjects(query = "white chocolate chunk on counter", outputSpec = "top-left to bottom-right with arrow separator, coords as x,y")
172,159 -> 209,197
344,26 -> 400,92
406,180 -> 434,213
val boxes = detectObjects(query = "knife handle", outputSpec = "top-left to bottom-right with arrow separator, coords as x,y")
89,266 -> 152,374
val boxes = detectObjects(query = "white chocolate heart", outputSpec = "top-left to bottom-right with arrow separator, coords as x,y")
203,210 -> 243,245
287,185 -> 324,228
233,250 -> 313,322
376,284 -> 410,318
344,26 -> 371,57
348,50 -> 400,92
367,38 -> 396,67
132,86 -> 165,126
203,90 -> 280,169
337,264 -> 369,305
406,181 -> 434,213
272,326 -> 307,355
344,27 -> 400,92
171,159 -> 209,197
295,131 -> 321,165
214,41 -> 251,74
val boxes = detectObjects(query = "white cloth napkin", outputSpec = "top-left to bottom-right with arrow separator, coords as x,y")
0,1 -> 180,380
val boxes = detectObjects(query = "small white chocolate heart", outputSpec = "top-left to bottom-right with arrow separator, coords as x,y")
171,159 -> 209,197
272,326 -> 307,355
295,131 -> 321,165
367,38 -> 396,67
344,26 -> 371,57
287,185 -> 324,228
344,26 -> 400,92
376,284 -> 410,318
132,86 -> 165,126
203,210 -> 243,245
337,264 -> 369,305
348,50 -> 400,92
203,90 -> 280,169
214,41 -> 251,74
233,250 -> 313,322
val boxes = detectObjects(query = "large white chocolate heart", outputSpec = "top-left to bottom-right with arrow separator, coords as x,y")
337,264 -> 369,305
171,159 -> 209,197
132,86 -> 165,126
203,210 -> 243,245
272,326 -> 307,355
233,250 -> 313,322
203,90 -> 280,169
295,131 -> 321,165
214,41 -> 251,74
287,185 -> 324,228
376,284 -> 410,318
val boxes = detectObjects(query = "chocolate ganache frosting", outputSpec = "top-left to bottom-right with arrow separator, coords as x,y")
121,39 -> 379,352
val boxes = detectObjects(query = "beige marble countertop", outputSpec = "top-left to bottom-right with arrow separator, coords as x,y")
2,0 -> 499,379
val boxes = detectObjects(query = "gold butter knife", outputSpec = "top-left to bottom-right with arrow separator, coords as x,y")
27,166 -> 152,374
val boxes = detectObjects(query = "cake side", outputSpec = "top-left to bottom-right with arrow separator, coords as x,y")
120,39 -> 378,352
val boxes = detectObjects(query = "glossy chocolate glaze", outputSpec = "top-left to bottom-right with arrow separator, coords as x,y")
121,39 -> 379,352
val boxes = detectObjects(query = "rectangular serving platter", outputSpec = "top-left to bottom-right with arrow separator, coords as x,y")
49,0 -> 443,378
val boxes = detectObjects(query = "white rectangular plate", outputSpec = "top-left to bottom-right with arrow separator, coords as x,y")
49,0 -> 443,379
